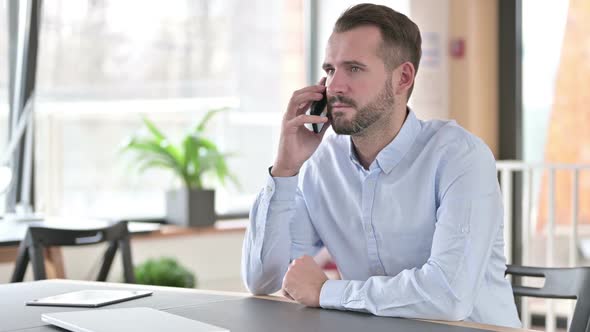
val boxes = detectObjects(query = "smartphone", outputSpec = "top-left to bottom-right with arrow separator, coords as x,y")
309,84 -> 328,134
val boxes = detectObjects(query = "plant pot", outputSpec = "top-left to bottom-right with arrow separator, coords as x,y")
165,188 -> 215,227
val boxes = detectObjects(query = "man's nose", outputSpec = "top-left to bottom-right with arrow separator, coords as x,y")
326,70 -> 347,96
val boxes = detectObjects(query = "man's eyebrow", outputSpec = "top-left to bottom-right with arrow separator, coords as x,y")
322,61 -> 367,70
342,60 -> 367,67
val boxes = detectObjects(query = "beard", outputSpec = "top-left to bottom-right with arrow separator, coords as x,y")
327,76 -> 395,136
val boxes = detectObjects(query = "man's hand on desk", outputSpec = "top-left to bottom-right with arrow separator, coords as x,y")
281,255 -> 328,307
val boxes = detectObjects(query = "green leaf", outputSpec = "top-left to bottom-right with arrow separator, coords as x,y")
195,108 -> 227,133
127,139 -> 184,172
182,135 -> 203,188
121,109 -> 238,190
195,136 -> 218,151
136,159 -> 177,174
142,117 -> 166,141
214,155 -> 229,185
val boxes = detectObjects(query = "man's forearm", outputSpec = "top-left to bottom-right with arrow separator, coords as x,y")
241,176 -> 298,294
319,261 -> 476,321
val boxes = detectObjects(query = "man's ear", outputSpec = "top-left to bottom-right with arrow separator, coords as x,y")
394,62 -> 416,97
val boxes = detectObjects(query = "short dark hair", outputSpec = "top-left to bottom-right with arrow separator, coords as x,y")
334,4 -> 422,98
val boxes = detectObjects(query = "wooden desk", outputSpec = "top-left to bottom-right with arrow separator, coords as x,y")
132,219 -> 248,240
0,279 -> 534,332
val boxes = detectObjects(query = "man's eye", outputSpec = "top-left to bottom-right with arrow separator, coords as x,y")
351,66 -> 361,72
326,68 -> 335,75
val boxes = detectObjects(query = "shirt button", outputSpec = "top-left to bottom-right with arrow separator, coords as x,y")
266,186 -> 272,193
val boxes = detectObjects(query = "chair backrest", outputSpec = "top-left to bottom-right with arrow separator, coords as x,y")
506,265 -> 590,332
10,221 -> 135,283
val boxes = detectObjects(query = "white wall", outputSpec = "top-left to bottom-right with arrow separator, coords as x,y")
409,0 -> 450,120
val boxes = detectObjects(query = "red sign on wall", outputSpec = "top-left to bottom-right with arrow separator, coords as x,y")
450,38 -> 465,58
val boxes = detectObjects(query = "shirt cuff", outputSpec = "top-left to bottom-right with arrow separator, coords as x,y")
319,280 -> 349,310
265,170 -> 298,202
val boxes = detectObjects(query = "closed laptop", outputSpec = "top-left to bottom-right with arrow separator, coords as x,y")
41,307 -> 229,332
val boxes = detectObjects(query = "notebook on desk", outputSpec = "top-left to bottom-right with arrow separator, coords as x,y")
42,307 -> 229,332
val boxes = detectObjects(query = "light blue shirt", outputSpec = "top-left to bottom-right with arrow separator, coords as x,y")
242,110 -> 521,328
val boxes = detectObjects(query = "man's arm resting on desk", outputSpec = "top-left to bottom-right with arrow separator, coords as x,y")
241,171 -> 322,295
318,144 -> 505,321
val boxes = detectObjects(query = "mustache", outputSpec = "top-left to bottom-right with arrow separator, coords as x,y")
328,95 -> 357,108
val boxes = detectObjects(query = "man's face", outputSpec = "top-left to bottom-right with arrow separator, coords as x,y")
323,26 -> 395,135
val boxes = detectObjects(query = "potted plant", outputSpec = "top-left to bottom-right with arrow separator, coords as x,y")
122,109 -> 237,227
134,257 -> 196,288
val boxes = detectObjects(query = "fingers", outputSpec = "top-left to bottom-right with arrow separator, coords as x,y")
300,255 -> 314,262
290,255 -> 317,267
288,114 -> 328,128
282,271 -> 295,301
282,288 -> 295,301
287,85 -> 326,117
294,100 -> 313,116
288,91 -> 324,116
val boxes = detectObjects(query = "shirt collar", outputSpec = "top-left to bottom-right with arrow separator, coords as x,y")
347,108 -> 421,174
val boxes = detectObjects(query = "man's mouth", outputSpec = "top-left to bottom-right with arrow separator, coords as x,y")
330,103 -> 354,109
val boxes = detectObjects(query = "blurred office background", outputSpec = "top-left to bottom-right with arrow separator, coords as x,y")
1,1 -> 588,331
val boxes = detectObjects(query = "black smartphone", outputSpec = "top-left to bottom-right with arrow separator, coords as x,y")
309,87 -> 328,134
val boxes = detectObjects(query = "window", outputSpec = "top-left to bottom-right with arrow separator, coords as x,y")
0,1 -> 9,214
521,0 -> 590,231
34,0 -> 305,218
0,1 -> 7,102
522,0 -> 569,163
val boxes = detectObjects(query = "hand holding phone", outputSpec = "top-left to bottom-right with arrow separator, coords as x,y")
272,79 -> 329,177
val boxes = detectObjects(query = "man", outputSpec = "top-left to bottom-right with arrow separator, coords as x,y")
241,3 -> 521,328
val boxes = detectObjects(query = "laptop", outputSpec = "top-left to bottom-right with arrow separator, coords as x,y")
41,307 -> 229,332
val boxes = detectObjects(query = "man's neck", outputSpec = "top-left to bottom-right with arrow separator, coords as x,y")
351,106 -> 408,170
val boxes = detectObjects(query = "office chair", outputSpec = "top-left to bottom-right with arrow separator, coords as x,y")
11,221 -> 135,283
506,265 -> 590,332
